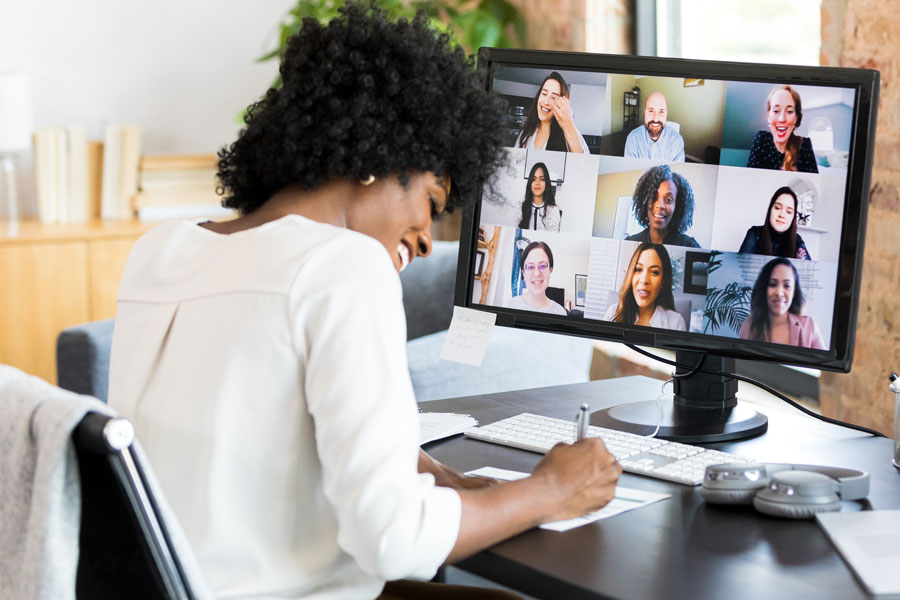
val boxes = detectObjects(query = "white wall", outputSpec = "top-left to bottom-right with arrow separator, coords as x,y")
1,0 -> 295,153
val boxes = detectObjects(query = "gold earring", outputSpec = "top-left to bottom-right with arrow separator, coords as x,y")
361,175 -> 375,186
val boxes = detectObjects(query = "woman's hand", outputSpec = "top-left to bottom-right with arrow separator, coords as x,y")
529,438 -> 621,522
550,95 -> 583,153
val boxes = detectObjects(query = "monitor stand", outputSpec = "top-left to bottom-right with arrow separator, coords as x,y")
589,351 -> 768,443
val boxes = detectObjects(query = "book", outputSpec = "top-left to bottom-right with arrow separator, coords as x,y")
66,127 -> 88,223
100,125 -> 121,220
100,124 -> 141,220
135,153 -> 230,222
86,141 -> 104,220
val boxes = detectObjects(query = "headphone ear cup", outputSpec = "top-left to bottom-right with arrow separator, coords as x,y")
701,463 -> 769,506
701,487 -> 758,505
752,494 -> 840,519
752,471 -> 841,519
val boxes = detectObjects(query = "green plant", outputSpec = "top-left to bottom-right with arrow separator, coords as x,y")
257,0 -> 526,90
702,252 -> 751,335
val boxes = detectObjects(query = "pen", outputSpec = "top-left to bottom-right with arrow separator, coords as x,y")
575,402 -> 589,441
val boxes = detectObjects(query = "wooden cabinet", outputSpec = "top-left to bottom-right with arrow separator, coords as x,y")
0,219 -> 154,384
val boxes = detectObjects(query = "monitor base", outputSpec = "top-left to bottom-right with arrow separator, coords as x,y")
590,399 -> 768,443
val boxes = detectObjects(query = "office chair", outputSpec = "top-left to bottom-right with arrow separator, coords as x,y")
73,412 -> 206,600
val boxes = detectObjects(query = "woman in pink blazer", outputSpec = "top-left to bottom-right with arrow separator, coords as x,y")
739,257 -> 825,349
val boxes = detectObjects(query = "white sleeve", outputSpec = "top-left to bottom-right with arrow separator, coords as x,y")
289,234 -> 461,581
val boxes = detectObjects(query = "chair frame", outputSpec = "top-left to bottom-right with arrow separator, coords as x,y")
73,412 -> 197,600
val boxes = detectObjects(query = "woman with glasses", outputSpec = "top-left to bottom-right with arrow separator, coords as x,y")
518,162 -> 562,232
603,242 -> 686,330
506,241 -> 568,314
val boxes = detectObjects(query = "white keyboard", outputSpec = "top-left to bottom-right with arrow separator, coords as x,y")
464,412 -> 756,486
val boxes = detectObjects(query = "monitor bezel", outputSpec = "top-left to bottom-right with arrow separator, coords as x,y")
455,48 -> 880,373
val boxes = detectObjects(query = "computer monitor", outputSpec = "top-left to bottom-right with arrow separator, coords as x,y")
455,48 -> 879,443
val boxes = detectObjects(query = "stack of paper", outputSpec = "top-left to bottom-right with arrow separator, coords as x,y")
419,412 -> 478,445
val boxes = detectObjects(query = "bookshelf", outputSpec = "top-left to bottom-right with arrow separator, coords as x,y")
0,218 -> 156,384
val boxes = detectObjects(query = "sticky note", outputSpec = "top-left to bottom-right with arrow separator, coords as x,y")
440,306 -> 496,366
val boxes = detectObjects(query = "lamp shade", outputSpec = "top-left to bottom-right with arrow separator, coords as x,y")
0,72 -> 34,152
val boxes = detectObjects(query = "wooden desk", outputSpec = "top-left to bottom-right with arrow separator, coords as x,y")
0,219 -> 155,383
422,376 -> 900,600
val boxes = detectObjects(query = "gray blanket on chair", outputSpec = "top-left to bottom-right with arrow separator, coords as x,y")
0,365 -> 110,600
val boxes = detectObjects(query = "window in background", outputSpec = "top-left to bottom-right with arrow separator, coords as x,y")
637,0 -> 822,65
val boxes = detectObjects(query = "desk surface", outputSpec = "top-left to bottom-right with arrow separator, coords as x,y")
422,376 -> 900,600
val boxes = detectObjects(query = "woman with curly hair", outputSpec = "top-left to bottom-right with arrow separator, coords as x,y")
739,257 -> 825,348
515,71 -> 590,154
603,242 -> 686,330
625,164 -> 700,248
108,4 -> 619,599
746,85 -> 819,173
518,162 -> 561,231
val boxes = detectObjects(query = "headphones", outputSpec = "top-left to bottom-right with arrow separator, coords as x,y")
701,462 -> 870,519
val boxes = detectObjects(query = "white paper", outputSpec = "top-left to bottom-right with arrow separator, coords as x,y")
419,412 -> 478,445
467,466 -> 670,531
440,306 -> 496,366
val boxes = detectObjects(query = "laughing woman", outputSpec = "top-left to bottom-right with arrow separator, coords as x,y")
603,242 -> 686,331
515,71 -> 590,154
747,85 -> 819,173
107,5 -> 620,599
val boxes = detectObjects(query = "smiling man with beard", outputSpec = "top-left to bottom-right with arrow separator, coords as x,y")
624,92 -> 686,162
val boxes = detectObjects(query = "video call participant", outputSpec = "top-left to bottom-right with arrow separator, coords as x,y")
747,85 -> 819,173
739,186 -> 811,260
518,162 -> 562,232
623,92 -> 685,162
506,241 -> 568,315
625,164 -> 700,248
516,71 -> 590,154
739,257 -> 825,348
107,6 -> 621,599
603,242 -> 686,330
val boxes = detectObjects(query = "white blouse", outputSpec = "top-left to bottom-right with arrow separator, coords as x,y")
109,216 -> 460,599
603,303 -> 686,331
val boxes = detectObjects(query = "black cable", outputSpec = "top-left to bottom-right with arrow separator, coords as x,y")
624,344 -> 887,438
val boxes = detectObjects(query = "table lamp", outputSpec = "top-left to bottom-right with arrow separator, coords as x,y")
0,71 -> 34,222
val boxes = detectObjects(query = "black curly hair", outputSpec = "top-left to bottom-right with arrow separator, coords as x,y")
631,165 -> 695,235
217,2 -> 508,215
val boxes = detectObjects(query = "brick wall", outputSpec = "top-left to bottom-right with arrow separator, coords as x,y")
819,0 -> 900,434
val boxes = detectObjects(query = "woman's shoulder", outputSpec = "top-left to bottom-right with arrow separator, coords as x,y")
667,231 -> 700,247
625,228 -> 649,242
548,300 -> 568,315
752,130 -> 772,144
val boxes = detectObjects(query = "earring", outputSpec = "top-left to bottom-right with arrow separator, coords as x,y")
361,175 -> 375,186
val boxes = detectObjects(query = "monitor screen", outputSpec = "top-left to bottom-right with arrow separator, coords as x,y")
455,49 -> 879,441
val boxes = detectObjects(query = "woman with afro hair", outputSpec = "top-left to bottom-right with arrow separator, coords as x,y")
108,4 -> 620,599
625,164 -> 700,248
